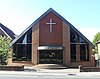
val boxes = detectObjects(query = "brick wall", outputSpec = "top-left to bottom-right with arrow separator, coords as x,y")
89,45 -> 95,66
62,23 -> 95,67
76,45 -> 80,61
68,45 -> 95,67
39,12 -> 63,46
8,48 -> 13,65
32,22 -> 39,65
63,22 -> 70,66
8,11 -> 95,67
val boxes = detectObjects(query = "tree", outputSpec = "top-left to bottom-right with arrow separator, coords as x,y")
0,36 -> 10,65
92,32 -> 100,54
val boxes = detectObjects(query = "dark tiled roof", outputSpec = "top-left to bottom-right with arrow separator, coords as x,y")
10,8 -> 95,48
0,23 -> 15,40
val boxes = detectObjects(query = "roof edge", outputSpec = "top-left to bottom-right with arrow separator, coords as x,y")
0,27 -> 12,39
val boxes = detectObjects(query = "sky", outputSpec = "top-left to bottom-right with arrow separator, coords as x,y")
0,0 -> 100,42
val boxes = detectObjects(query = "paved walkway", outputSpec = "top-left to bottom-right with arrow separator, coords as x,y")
23,66 -> 100,77
0,66 -> 100,77
24,66 -> 79,73
38,69 -> 79,73
0,70 -> 100,78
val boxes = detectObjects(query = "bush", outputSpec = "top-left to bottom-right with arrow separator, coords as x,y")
0,36 -> 10,65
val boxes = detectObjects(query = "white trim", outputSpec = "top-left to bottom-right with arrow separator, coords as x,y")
0,27 -> 12,40
38,46 -> 63,50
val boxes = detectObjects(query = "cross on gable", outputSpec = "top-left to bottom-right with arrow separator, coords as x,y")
46,18 -> 56,32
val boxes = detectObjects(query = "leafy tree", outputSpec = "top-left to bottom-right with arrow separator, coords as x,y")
93,32 -> 100,46
92,32 -> 100,54
0,36 -> 10,65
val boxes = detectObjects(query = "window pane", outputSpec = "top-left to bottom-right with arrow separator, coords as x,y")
70,29 -> 89,62
70,44 -> 76,62
70,30 -> 77,43
79,37 -> 85,43
80,44 -> 86,61
13,28 -> 32,61
80,44 -> 89,61
13,44 -> 31,61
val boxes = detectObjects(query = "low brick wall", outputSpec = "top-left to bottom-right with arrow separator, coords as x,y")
0,65 -> 24,71
80,67 -> 100,72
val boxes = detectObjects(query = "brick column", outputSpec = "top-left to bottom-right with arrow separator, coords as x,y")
32,22 -> 39,65
8,47 -> 13,65
76,45 -> 80,61
89,45 -> 95,66
63,22 -> 70,66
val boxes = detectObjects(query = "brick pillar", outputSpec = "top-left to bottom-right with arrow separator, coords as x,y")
76,45 -> 80,61
8,47 -> 13,65
89,45 -> 95,66
32,22 -> 39,65
63,22 -> 70,66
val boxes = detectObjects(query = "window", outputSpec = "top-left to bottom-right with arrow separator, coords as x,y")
80,44 -> 89,61
70,44 -> 76,61
70,30 -> 77,61
70,30 -> 77,43
70,29 -> 89,62
13,29 -> 32,61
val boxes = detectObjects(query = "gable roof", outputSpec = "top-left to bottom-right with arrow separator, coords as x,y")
0,23 -> 15,40
10,8 -> 95,48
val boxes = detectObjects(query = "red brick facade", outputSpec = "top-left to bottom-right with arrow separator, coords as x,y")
8,9 -> 95,67
32,23 -> 39,65
39,12 -> 63,46
31,12 -> 95,67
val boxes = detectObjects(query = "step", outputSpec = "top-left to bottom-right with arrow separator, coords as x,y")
34,64 -> 67,69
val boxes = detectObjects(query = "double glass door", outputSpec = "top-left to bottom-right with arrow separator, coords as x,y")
39,50 -> 63,64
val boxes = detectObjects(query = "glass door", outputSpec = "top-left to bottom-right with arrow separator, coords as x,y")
39,50 -> 63,64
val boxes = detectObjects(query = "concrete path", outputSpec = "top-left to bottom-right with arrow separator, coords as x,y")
38,69 -> 79,73
0,66 -> 100,77
24,66 -> 79,73
0,70 -> 100,78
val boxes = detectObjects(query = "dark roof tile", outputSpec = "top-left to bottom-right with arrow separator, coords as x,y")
0,23 -> 15,39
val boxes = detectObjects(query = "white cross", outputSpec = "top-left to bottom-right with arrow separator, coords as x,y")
46,18 -> 56,32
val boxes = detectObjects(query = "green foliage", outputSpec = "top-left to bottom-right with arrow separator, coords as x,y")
93,32 -> 100,46
92,32 -> 100,54
0,36 -> 10,65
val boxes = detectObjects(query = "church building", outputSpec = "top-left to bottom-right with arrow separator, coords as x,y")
9,8 -> 95,67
